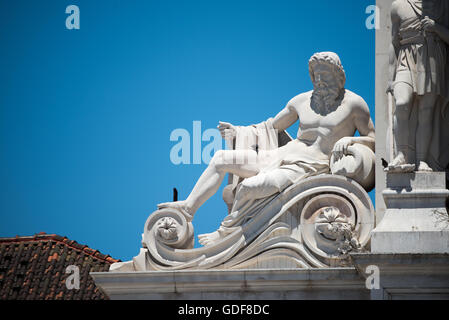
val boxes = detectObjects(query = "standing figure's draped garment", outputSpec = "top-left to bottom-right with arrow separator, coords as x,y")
394,0 -> 449,171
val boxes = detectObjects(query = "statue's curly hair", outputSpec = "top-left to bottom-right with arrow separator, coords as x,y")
308,52 -> 346,89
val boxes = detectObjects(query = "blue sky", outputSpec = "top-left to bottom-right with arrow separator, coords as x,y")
0,0 -> 375,261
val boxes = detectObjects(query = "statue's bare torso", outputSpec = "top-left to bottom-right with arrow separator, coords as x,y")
265,89 -> 373,170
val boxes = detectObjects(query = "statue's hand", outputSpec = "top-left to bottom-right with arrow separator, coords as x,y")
332,137 -> 354,160
218,121 -> 236,140
422,16 -> 437,33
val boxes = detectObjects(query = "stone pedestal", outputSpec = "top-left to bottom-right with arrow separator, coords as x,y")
371,172 -> 449,253
92,256 -> 449,300
351,253 -> 449,300
91,268 -> 370,300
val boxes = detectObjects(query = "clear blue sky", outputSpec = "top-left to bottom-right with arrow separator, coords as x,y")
0,0 -> 375,261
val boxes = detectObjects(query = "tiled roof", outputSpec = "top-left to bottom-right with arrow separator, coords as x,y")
0,232 -> 120,300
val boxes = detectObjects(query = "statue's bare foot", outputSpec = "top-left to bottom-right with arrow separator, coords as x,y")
157,200 -> 194,222
198,231 -> 222,247
388,153 -> 406,167
385,153 -> 414,173
417,161 -> 433,172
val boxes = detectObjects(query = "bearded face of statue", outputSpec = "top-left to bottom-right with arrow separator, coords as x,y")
311,63 -> 344,114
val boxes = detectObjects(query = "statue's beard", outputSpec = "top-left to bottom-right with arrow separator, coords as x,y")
312,85 -> 342,114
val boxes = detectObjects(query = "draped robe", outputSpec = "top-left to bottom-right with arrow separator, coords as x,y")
394,0 -> 449,171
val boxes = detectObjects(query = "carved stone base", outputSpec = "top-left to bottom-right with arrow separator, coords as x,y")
371,172 -> 449,253
351,253 -> 449,300
109,175 -> 375,272
91,268 -> 370,300
91,254 -> 449,300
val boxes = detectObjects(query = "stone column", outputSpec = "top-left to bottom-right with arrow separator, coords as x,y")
375,0 -> 394,225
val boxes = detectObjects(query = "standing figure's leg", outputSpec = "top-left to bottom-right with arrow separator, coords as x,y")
416,93 -> 438,171
158,149 -> 259,221
389,80 -> 414,169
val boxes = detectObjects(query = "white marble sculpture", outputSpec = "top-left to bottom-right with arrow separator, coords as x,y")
386,0 -> 449,173
111,52 -> 376,271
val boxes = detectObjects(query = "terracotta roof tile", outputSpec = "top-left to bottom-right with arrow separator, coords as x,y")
0,233 -> 120,300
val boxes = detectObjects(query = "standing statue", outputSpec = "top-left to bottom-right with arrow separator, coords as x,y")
387,0 -> 449,172
158,52 -> 375,246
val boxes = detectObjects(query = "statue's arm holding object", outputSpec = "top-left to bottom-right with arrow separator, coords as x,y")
331,98 -> 375,190
352,99 -> 375,148
332,98 -> 375,161
422,16 -> 449,45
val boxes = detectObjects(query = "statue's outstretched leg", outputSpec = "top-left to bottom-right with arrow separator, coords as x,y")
158,149 -> 259,220
198,167 -> 301,246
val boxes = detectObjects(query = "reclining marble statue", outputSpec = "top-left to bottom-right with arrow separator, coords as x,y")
386,0 -> 449,173
111,52 -> 376,271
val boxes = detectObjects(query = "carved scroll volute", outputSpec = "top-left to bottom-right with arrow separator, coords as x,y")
300,193 -> 364,266
143,208 -> 194,251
